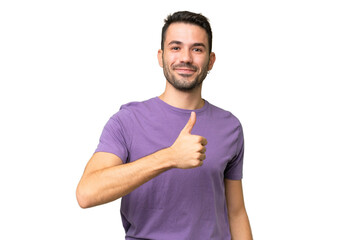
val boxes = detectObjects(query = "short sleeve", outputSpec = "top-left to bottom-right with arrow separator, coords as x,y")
224,123 -> 244,180
95,108 -> 134,163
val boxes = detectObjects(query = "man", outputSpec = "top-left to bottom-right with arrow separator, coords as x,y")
77,11 -> 253,240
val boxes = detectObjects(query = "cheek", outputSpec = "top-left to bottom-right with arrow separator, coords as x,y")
197,58 -> 210,71
194,55 -> 209,65
168,54 -> 179,64
163,55 -> 176,67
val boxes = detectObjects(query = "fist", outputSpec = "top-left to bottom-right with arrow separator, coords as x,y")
169,112 -> 208,169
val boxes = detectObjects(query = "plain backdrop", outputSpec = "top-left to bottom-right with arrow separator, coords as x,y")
1,0 -> 359,239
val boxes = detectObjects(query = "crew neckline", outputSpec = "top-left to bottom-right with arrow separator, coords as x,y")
154,96 -> 210,114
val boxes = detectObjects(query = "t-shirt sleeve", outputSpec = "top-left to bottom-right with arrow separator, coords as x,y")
224,122 -> 244,180
95,108 -> 133,163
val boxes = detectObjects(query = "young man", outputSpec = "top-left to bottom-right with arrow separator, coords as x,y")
77,11 -> 253,240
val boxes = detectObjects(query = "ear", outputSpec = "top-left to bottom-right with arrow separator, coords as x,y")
208,52 -> 216,71
157,49 -> 164,68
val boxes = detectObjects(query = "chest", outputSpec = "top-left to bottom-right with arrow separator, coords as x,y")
127,115 -> 238,178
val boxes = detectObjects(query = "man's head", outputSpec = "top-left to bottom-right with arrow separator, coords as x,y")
161,11 -> 213,54
158,11 -> 216,92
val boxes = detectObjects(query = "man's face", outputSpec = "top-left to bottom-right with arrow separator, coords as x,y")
158,23 -> 215,91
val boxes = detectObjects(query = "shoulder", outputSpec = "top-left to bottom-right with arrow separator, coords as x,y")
111,97 -> 157,121
207,102 -> 242,129
119,97 -> 157,114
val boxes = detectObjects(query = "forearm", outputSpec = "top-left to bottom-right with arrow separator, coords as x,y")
229,209 -> 253,240
76,148 -> 173,208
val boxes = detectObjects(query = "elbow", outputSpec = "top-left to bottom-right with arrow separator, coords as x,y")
76,184 -> 93,209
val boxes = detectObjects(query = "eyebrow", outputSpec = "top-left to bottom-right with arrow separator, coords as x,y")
168,40 -> 183,46
192,43 -> 206,48
168,41 -> 206,49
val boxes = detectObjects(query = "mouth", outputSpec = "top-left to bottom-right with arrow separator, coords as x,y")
175,68 -> 196,75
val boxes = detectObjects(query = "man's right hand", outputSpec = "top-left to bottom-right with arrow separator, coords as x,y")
168,112 -> 207,169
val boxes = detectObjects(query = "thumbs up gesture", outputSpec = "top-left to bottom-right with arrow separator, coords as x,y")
169,112 -> 208,169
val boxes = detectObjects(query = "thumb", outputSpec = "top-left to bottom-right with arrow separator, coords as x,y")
181,111 -> 196,134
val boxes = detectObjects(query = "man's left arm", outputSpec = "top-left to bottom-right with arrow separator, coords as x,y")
225,179 -> 253,240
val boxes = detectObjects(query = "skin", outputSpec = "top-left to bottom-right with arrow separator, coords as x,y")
160,23 -> 211,92
76,22 -> 252,239
157,22 -> 215,110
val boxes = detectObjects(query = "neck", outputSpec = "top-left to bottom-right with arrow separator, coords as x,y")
159,82 -> 204,110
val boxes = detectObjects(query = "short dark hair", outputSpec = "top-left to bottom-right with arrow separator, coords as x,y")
161,11 -> 213,53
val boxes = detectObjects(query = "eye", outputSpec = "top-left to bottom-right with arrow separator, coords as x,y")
171,47 -> 180,51
193,48 -> 203,52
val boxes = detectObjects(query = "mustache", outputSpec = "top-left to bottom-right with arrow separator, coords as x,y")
172,63 -> 197,71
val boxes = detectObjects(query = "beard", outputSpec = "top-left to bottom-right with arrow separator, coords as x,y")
162,57 -> 209,92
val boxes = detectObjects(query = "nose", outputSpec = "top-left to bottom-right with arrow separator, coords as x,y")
180,49 -> 192,63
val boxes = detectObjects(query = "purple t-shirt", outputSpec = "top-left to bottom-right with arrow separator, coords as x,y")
96,97 -> 244,240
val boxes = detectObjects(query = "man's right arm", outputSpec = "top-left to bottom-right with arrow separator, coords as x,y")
76,112 -> 206,208
76,149 -> 174,208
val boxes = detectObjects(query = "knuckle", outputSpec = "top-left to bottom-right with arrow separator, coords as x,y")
190,160 -> 199,168
196,145 -> 203,152
195,136 -> 203,142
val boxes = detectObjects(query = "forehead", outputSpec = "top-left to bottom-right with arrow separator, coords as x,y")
164,22 -> 208,47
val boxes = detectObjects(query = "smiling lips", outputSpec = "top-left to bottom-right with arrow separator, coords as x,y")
173,64 -> 197,75
175,68 -> 196,75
